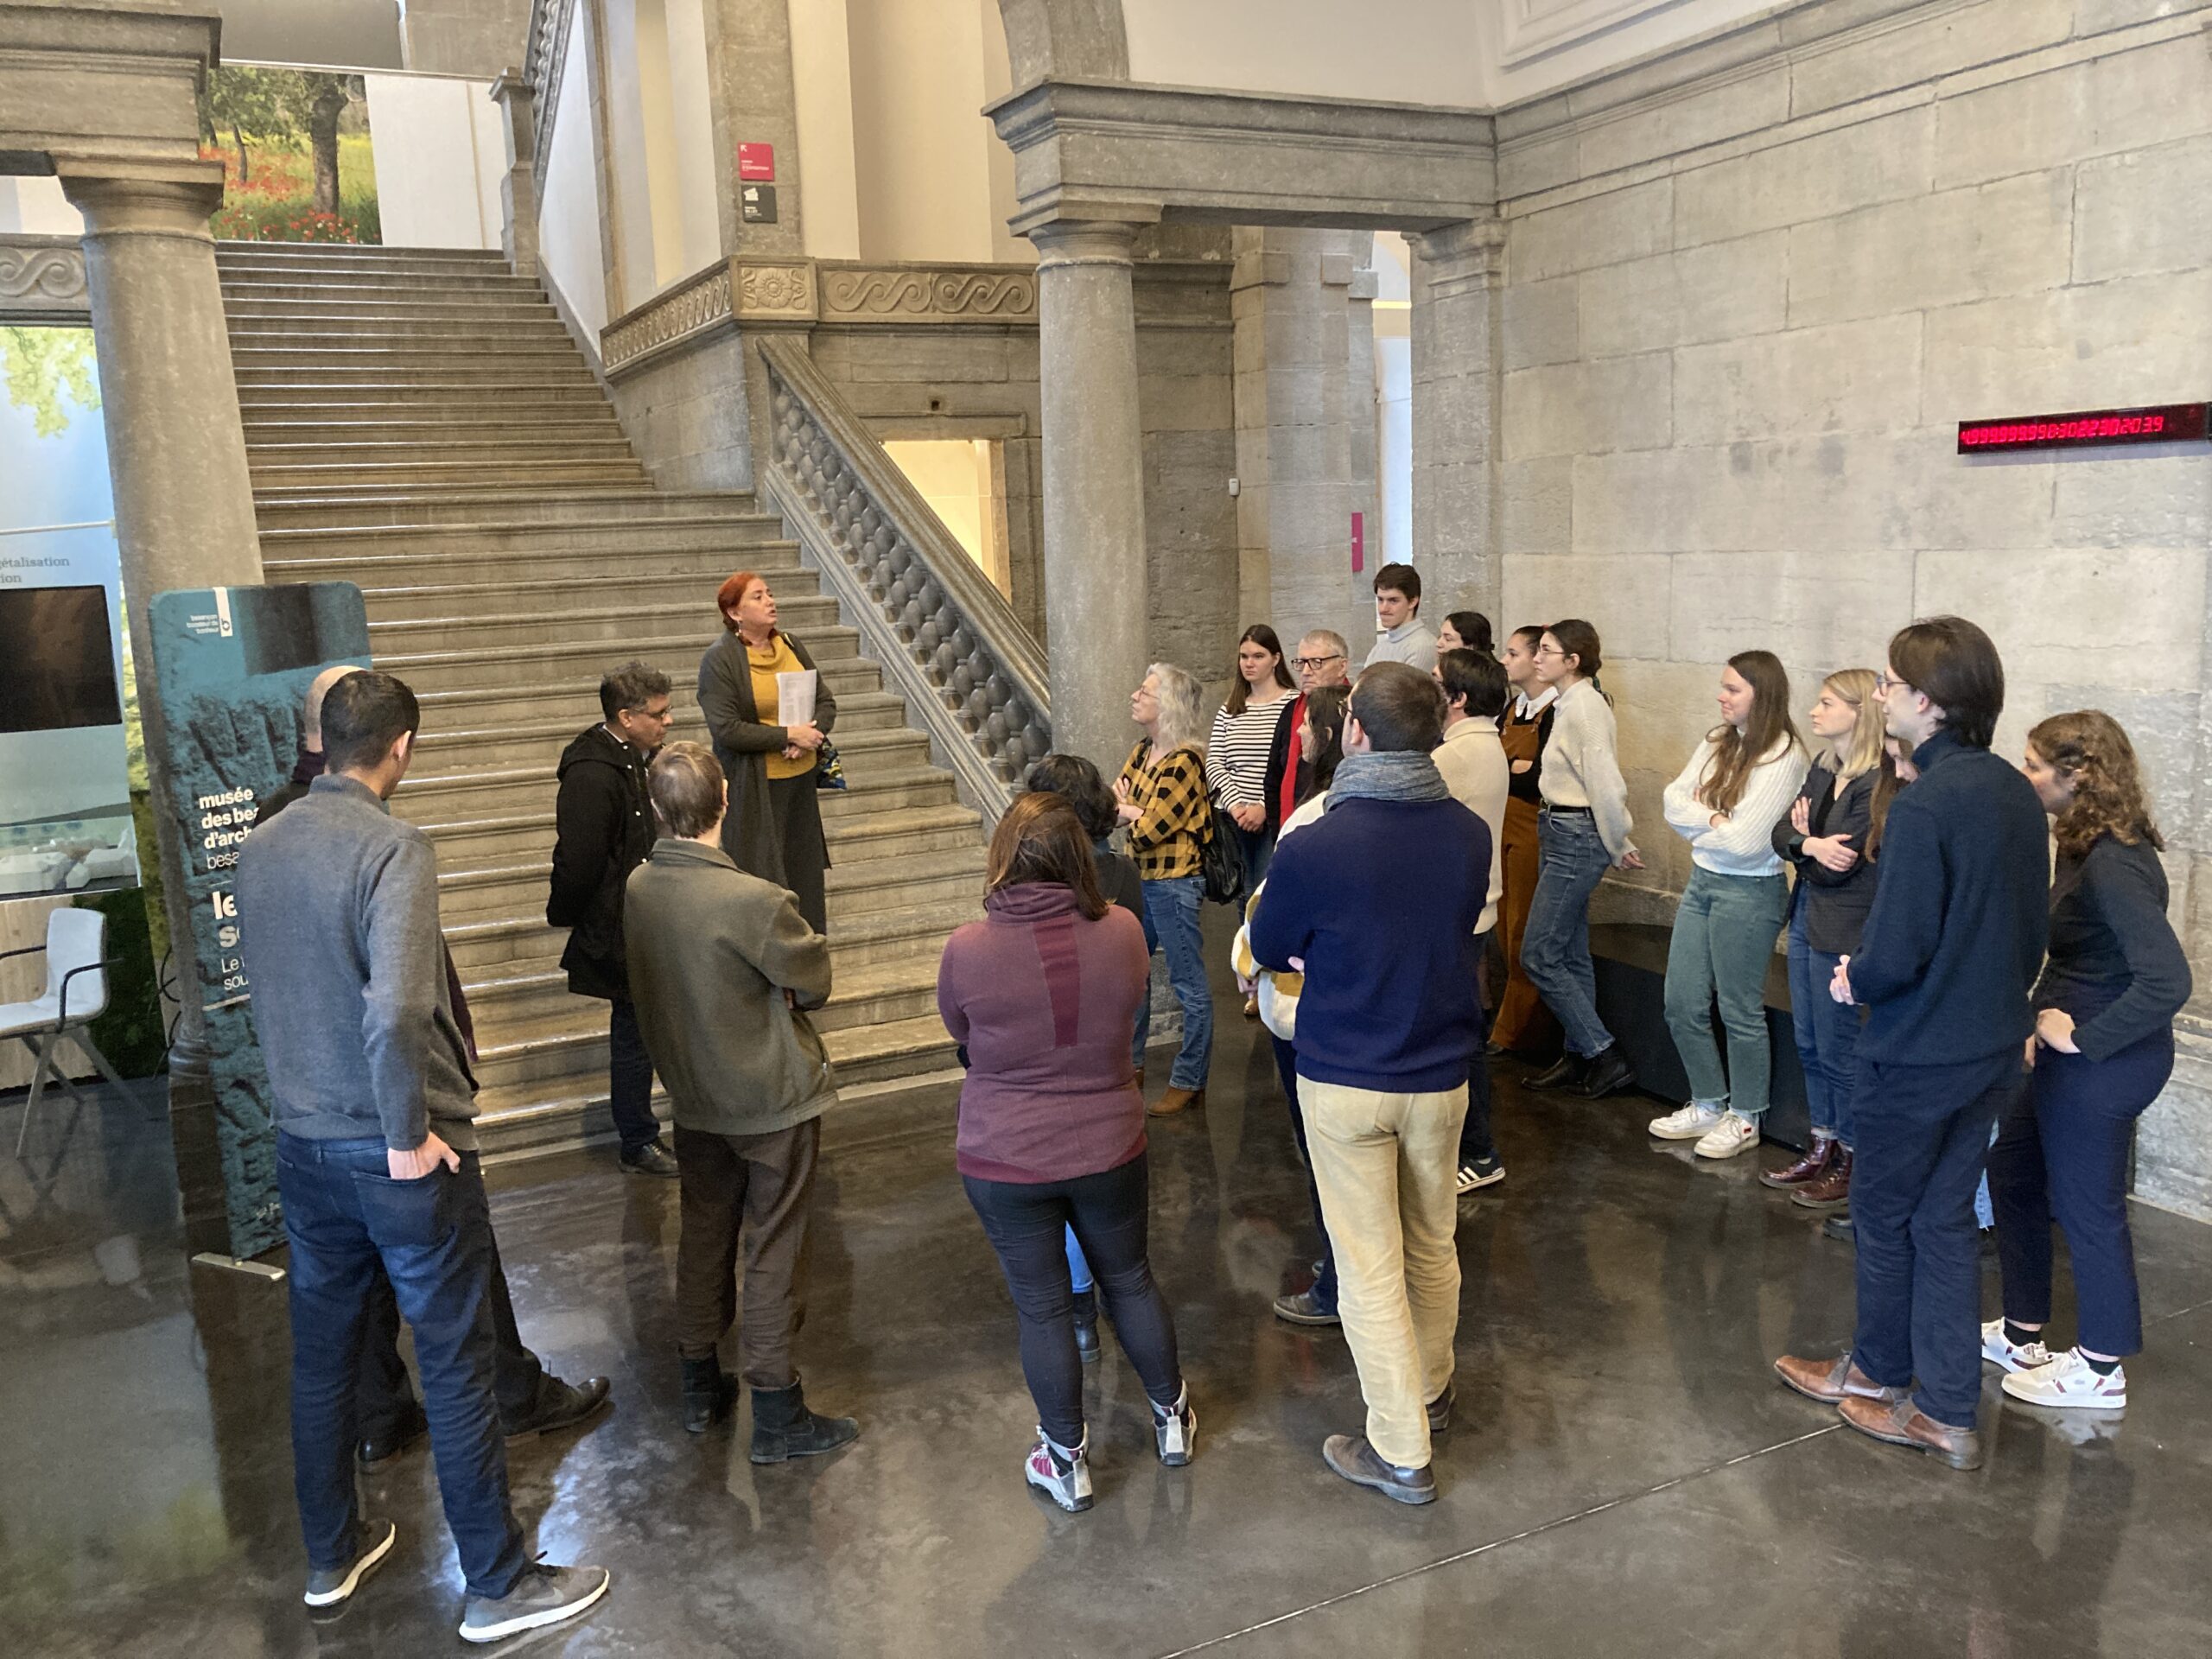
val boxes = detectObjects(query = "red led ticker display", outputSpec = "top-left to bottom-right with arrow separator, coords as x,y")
1957,402 -> 2209,454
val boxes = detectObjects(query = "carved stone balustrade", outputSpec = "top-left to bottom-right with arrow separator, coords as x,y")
757,338 -> 1050,816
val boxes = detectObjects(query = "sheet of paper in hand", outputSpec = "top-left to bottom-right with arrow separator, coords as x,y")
777,669 -> 817,727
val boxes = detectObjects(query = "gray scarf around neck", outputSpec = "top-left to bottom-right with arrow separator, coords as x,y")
1325,748 -> 1450,809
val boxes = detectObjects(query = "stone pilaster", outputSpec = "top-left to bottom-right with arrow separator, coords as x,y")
58,157 -> 264,1243
1408,217 -> 1506,624
1030,215 -> 1149,768
702,0 -> 806,260
488,70 -> 539,278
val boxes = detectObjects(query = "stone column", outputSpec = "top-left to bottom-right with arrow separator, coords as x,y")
1031,216 -> 1149,768
488,70 -> 540,278
1408,218 -> 1506,621
59,158 -> 264,1245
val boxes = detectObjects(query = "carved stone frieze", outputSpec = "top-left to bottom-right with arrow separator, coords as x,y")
0,238 -> 90,319
601,263 -> 734,374
818,264 -> 1039,325
735,260 -> 817,321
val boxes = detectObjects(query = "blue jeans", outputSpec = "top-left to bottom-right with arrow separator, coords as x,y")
1786,899 -> 1862,1147
1520,809 -> 1616,1058
1065,1227 -> 1091,1294
277,1133 -> 526,1599
1663,867 -> 1789,1120
1989,1032 -> 2172,1357
1234,822 -> 1276,890
607,996 -> 660,1154
1849,1050 -> 2024,1430
1273,1033 -> 1338,1313
1458,937 -> 1496,1165
1133,874 -> 1213,1090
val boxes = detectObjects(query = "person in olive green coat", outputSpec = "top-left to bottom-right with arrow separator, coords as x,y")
698,569 -> 837,931
624,741 -> 859,1463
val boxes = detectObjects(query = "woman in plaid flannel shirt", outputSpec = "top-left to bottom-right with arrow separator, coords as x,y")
1116,663 -> 1216,1117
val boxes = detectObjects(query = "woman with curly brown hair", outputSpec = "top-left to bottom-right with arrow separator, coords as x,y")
1984,710 -> 2191,1412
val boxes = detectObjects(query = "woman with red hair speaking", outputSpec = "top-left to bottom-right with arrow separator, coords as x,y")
697,570 -> 837,931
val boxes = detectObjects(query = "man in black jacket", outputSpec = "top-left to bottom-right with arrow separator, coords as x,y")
1774,617 -> 2049,1472
550,662 -> 677,1176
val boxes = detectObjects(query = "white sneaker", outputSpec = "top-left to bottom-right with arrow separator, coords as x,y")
1980,1319 -> 2054,1374
1694,1112 -> 1760,1160
1025,1427 -> 1093,1512
2001,1349 -> 2127,1410
1649,1103 -> 1726,1141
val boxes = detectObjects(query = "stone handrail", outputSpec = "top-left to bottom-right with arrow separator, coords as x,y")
756,336 -> 1051,817
521,0 -> 575,184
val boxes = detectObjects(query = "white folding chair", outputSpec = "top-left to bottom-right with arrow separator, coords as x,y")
3,908 -> 129,1157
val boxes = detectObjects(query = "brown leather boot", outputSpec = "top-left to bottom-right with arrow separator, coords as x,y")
1758,1134 -> 1835,1190
1147,1085 -> 1205,1117
1791,1146 -> 1853,1210
1839,1395 -> 1984,1471
1773,1351 -> 1906,1407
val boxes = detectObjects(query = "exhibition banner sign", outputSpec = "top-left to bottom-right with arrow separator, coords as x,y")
148,582 -> 370,1257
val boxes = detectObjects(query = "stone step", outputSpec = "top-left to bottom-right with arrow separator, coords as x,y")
421,798 -> 977,867
235,372 -> 604,397
217,241 -> 509,264
369,595 -> 844,657
241,416 -> 624,443
220,274 -> 547,300
231,344 -> 588,372
229,316 -> 575,345
359,578 -> 831,628
376,628 -> 874,696
392,748 -> 937,825
260,508 -> 784,554
246,437 -> 640,467
823,841 -> 990,909
246,459 -> 651,492
223,296 -> 559,321
265,534 -> 795,588
253,488 -> 739,527
413,682 -> 911,738
412,702 -> 928,778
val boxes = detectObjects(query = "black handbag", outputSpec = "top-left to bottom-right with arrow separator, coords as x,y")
1198,803 -> 1247,906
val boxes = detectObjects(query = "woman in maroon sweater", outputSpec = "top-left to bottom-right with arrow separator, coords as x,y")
937,792 -> 1195,1512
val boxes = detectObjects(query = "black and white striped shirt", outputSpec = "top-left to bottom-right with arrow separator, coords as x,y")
1206,696 -> 1293,808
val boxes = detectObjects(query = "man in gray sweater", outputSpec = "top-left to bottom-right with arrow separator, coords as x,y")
238,671 -> 609,1644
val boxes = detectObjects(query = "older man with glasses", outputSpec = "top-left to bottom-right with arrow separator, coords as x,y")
1262,631 -> 1353,837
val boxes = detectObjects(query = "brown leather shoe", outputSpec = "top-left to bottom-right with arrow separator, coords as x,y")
1758,1135 -> 1836,1190
1790,1146 -> 1853,1210
1773,1352 -> 1906,1407
1147,1085 -> 1205,1117
1839,1394 -> 1984,1471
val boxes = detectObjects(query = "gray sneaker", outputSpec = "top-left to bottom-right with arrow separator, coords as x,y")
458,1562 -> 611,1645
303,1517 -> 397,1607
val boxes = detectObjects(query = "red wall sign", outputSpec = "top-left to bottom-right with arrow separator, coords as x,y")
737,143 -> 775,182
1957,402 -> 2209,454
1351,511 -> 1364,574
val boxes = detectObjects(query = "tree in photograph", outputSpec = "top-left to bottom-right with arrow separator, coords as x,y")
303,73 -> 353,217
0,326 -> 102,439
196,66 -> 363,210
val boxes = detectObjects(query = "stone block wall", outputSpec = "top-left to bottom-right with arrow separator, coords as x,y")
607,328 -> 757,493
1488,0 -> 2212,1209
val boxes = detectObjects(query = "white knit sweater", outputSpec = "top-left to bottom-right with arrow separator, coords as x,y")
1660,734 -> 1808,878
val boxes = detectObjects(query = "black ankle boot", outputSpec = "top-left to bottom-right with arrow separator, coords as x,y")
1072,1288 -> 1101,1364
1576,1045 -> 1636,1098
1527,1051 -> 1589,1090
680,1354 -> 737,1434
749,1377 -> 861,1465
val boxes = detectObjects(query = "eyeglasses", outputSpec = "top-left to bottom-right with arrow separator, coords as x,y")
1292,654 -> 1345,671
1534,644 -> 1567,659
1874,673 -> 1903,696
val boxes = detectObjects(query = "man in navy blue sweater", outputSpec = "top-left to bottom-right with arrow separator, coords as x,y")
1775,617 -> 2048,1471
1252,662 -> 1490,1505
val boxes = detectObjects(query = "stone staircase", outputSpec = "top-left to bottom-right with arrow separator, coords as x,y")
219,240 -> 976,1157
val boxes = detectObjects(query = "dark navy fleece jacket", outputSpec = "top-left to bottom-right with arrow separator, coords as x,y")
1848,730 -> 2050,1065
1250,794 -> 1490,1093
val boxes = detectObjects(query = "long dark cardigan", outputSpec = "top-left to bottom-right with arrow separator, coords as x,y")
696,628 -> 839,908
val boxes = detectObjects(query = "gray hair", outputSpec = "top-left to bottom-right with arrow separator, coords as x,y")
1298,629 -> 1351,665
600,659 -> 672,721
1146,662 -> 1209,753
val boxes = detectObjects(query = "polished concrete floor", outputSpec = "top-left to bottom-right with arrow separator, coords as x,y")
9,934 -> 2212,1656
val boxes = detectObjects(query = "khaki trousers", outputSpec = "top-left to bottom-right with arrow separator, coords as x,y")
1301,1077 -> 1468,1469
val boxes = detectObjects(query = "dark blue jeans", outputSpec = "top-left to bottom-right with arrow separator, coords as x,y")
1273,1033 -> 1338,1313
1989,1031 -> 2172,1358
1133,874 -> 1214,1090
963,1154 -> 1182,1448
1521,809 -> 1616,1058
608,995 -> 660,1154
1849,1050 -> 2025,1430
1458,935 -> 1496,1166
1234,822 -> 1276,891
1786,899 -> 1862,1147
277,1133 -> 526,1599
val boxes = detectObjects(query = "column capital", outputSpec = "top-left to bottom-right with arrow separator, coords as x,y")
1014,196 -> 1161,266
1408,216 -> 1507,289
56,158 -> 226,240
489,67 -> 536,111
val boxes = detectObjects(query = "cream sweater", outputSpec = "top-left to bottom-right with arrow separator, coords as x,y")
1537,679 -> 1637,860
1661,734 -> 1808,878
